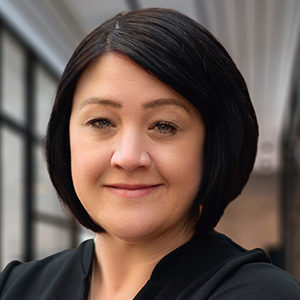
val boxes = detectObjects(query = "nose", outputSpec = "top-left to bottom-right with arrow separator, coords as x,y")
111,132 -> 151,171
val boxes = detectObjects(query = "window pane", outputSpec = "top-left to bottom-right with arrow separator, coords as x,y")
1,127 -> 23,267
2,31 -> 25,123
35,145 -> 65,217
35,64 -> 57,136
34,222 -> 70,259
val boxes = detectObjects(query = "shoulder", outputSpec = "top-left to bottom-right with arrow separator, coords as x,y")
174,232 -> 300,299
207,261 -> 300,299
0,239 -> 93,281
207,232 -> 300,299
0,239 -> 94,299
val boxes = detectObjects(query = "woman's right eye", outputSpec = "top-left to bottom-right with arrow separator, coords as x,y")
86,118 -> 115,130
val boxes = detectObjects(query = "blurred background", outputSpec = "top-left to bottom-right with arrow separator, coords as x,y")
0,0 -> 299,280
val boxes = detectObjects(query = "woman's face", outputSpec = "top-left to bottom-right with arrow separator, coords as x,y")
69,53 -> 205,243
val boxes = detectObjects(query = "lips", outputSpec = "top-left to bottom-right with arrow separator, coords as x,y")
103,183 -> 162,198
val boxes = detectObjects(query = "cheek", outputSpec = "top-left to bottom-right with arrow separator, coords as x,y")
69,133 -> 110,188
154,140 -> 203,193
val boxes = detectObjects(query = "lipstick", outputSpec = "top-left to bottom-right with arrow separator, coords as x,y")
103,184 -> 162,198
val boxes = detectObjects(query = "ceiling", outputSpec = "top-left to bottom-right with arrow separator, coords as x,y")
0,0 -> 299,174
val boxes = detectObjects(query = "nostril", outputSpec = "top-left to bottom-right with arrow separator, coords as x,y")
110,150 -> 151,171
140,152 -> 151,167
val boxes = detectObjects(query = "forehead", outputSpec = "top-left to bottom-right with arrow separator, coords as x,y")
73,52 -> 198,115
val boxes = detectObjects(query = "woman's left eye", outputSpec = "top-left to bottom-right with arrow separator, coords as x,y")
150,121 -> 178,135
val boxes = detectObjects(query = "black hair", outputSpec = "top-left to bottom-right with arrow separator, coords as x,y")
46,8 -> 258,234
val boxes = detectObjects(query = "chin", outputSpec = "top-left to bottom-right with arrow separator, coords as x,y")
98,215 -> 167,243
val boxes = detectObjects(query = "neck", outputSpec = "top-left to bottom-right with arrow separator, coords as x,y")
92,227 -> 194,299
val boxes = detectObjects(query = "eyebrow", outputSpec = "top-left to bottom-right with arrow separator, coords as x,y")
79,97 -> 191,114
79,98 -> 122,109
142,98 -> 191,114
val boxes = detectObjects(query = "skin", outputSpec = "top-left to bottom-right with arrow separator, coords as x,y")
69,52 -> 205,299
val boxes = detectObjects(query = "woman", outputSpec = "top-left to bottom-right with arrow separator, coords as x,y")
1,7 -> 300,300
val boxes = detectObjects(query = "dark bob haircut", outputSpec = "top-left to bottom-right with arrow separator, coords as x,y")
46,8 -> 258,234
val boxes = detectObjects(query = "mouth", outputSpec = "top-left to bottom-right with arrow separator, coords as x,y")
103,183 -> 162,198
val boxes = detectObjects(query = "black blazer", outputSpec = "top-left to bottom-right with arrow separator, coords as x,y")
1,231 -> 300,299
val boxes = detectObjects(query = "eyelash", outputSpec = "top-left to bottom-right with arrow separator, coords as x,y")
86,118 -> 178,135
150,121 -> 178,135
86,118 -> 114,129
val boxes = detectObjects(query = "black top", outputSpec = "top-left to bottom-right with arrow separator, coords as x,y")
1,231 -> 300,299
